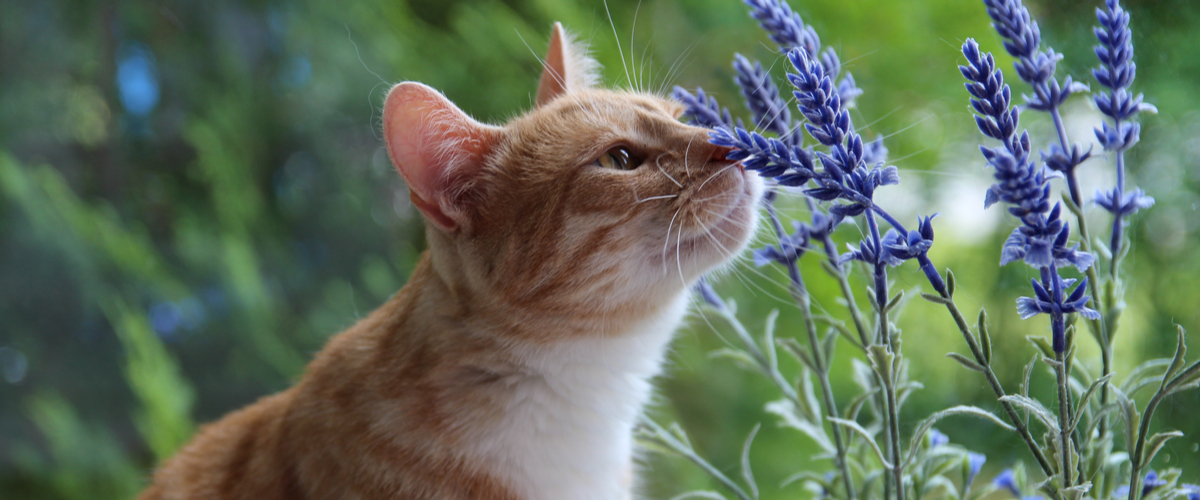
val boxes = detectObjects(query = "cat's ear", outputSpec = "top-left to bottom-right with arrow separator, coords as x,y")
383,82 -> 500,233
536,22 -> 600,107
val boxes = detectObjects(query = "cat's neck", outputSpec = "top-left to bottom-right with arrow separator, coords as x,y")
467,286 -> 687,500
329,251 -> 688,500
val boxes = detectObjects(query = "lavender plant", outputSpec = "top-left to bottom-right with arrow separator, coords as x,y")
640,1 -> 1200,500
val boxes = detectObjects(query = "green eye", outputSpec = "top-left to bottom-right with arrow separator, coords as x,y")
594,146 -> 639,170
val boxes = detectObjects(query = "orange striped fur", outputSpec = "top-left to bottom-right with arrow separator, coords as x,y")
138,23 -> 762,500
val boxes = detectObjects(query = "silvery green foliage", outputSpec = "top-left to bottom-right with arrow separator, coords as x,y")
648,1 -> 1200,500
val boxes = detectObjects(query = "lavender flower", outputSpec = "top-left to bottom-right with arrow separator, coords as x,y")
782,48 -> 899,218
1092,0 -> 1156,255
733,54 -> 793,140
982,0 -> 1087,112
993,468 -> 1021,498
673,86 -> 736,130
753,220 -> 811,267
881,214 -> 937,264
928,428 -> 950,447
960,38 -> 1098,352
1114,471 -> 1169,499
744,0 -> 820,62
965,452 -> 987,488
709,126 -> 817,185
983,0 -> 1092,204
743,0 -> 861,106
694,277 -> 728,312
1181,484 -> 1200,500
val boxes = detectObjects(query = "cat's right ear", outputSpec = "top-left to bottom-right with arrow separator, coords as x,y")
383,82 -> 500,233
536,22 -> 600,107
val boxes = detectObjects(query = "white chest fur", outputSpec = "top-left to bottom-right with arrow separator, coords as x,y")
469,295 -> 689,500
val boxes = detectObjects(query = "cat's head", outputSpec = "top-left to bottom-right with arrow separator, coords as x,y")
382,23 -> 762,324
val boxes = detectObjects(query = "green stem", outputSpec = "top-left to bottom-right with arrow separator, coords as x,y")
883,358 -> 905,500
1055,350 -> 1073,488
764,203 -> 858,500
1126,390 -> 1167,500
937,294 -> 1060,485
821,233 -> 872,349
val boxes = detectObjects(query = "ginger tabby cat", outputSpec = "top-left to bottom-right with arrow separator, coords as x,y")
137,23 -> 762,500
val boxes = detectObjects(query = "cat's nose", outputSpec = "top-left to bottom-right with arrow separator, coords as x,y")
710,145 -> 734,162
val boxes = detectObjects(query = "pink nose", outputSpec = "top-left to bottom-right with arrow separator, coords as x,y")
710,144 -> 734,162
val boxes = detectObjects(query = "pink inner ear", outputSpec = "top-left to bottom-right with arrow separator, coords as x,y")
383,82 -> 496,231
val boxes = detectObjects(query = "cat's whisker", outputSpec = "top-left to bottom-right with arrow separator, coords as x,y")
690,214 -> 764,296
636,194 -> 679,203
683,134 -> 695,178
656,35 -> 705,96
662,206 -> 683,276
603,0 -> 635,92
695,162 -> 739,192
654,154 -> 683,188
691,213 -> 794,304
675,221 -> 687,289
630,0 -> 646,93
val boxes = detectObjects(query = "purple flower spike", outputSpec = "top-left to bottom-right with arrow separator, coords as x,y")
1092,0 -> 1156,255
673,86 -> 735,130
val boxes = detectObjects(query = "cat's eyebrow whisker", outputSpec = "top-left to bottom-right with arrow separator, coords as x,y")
603,0 -> 634,92
657,36 -> 703,95
630,0 -> 646,93
654,154 -> 683,188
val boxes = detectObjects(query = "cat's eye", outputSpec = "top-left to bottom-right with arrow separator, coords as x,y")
594,146 -> 640,171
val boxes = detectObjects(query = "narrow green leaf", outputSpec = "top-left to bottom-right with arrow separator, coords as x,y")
903,405 -> 1015,468
1094,237 -> 1113,260
764,309 -> 780,372
1109,386 -> 1140,453
740,424 -> 760,500
1070,374 -> 1114,432
946,269 -> 957,298
669,492 -> 729,500
829,417 -> 892,468
921,292 -> 951,305
868,345 -> 894,384
1142,430 -> 1184,466
843,388 -> 880,421
1163,325 -> 1188,384
822,329 -> 838,367
1022,354 -> 1038,399
1120,358 -> 1172,394
998,394 -> 1061,434
1026,335 -> 1056,359
709,348 -> 760,371
766,400 -> 834,453
884,290 -> 905,314
978,309 -> 992,364
946,353 -> 986,373
778,338 -> 818,373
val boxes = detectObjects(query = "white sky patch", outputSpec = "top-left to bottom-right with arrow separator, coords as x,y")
931,148 -> 1002,244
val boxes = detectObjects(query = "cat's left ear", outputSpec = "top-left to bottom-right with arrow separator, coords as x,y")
536,22 -> 600,106
383,82 -> 500,233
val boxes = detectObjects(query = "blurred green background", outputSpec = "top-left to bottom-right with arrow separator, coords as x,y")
1,0 -> 1197,498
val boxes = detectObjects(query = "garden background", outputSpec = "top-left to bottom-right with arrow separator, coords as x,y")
1,0 -> 1198,498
